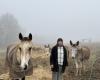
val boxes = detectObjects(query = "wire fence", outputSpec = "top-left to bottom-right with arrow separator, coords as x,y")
65,55 -> 100,80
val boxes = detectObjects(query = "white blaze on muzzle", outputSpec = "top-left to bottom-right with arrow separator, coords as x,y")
20,43 -> 31,70
71,48 -> 78,58
20,50 -> 31,70
20,55 -> 27,69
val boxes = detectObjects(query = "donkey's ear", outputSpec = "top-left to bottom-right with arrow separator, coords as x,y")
19,33 -> 23,40
29,33 -> 32,41
76,41 -> 79,46
70,40 -> 73,46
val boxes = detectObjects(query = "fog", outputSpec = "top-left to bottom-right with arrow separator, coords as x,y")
0,0 -> 100,44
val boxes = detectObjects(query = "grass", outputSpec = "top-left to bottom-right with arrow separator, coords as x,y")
0,42 -> 100,80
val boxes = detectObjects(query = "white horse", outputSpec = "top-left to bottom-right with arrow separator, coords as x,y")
6,33 -> 33,80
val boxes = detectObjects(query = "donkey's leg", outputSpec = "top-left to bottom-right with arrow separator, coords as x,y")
75,61 -> 79,76
22,77 -> 25,80
75,68 -> 79,76
80,61 -> 85,75
79,63 -> 83,75
79,68 -> 82,76
83,61 -> 87,72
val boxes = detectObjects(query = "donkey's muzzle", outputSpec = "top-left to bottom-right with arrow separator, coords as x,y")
24,65 -> 28,70
72,57 -> 75,59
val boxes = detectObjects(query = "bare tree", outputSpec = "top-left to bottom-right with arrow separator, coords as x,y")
0,13 -> 22,47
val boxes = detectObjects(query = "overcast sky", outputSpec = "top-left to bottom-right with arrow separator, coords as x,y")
0,0 -> 100,44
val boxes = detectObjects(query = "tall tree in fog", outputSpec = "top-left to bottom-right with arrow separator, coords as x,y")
0,13 -> 21,47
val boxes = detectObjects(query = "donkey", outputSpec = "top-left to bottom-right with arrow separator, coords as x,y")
6,33 -> 33,80
69,40 -> 90,76
44,44 -> 51,56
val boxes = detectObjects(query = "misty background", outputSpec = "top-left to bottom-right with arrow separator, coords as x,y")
0,0 -> 100,47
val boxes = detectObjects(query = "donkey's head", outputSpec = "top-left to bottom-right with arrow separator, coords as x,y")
17,33 -> 33,70
70,40 -> 79,59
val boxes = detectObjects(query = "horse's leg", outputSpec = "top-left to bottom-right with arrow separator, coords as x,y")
22,77 -> 25,80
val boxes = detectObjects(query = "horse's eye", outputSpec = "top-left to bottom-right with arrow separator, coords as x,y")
29,47 -> 32,51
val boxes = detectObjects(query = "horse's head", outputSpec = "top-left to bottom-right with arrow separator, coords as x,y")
70,40 -> 79,59
16,33 -> 33,70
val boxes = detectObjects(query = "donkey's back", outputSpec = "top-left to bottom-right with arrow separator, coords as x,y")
79,46 -> 90,61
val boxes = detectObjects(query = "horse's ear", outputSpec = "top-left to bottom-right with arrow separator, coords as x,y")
19,33 -> 23,40
76,41 -> 79,46
70,40 -> 73,46
29,33 -> 32,41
